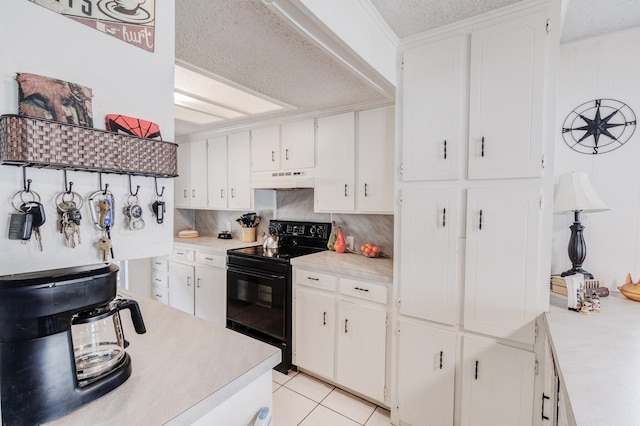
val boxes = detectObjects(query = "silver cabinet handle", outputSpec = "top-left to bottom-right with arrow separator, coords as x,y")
231,188 -> 236,198
353,287 -> 369,292
344,184 -> 348,197
271,150 -> 275,162
442,208 -> 446,227
444,139 -> 447,159
183,189 -> 187,198
285,148 -> 289,160
364,183 -> 368,197
307,276 -> 319,281
197,278 -> 201,288
187,277 -> 191,286
323,312 -> 327,326
439,351 -> 444,369
220,189 -> 224,199
192,189 -> 196,198
481,136 -> 485,157
344,318 -> 349,334
475,360 -> 479,380
479,209 -> 483,230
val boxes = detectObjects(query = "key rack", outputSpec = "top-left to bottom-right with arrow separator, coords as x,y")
0,114 -> 178,177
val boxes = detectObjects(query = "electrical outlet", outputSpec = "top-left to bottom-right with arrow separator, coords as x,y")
345,235 -> 354,251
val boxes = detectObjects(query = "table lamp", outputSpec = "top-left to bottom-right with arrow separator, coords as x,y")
554,172 -> 609,279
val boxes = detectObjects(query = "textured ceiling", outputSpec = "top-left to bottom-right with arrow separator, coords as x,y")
175,0 -> 640,137
175,0 -> 388,137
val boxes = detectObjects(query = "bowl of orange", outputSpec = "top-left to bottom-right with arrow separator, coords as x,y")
361,242 -> 382,258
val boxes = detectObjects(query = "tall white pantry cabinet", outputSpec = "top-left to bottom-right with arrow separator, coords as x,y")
393,1 -> 559,426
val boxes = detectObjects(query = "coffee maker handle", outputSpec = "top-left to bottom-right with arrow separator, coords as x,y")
116,299 -> 147,334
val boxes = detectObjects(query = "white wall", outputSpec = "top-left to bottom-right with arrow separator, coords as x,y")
0,0 -> 175,275
552,27 -> 640,288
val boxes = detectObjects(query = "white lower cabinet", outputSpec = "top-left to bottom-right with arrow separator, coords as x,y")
461,335 -> 535,426
295,286 -> 335,379
294,267 -> 389,403
337,300 -> 387,402
168,248 -> 226,326
396,319 -> 456,426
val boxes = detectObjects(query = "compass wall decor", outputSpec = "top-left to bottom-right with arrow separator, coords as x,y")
562,98 -> 636,155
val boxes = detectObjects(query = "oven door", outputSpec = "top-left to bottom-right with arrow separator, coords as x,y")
226,264 -> 287,342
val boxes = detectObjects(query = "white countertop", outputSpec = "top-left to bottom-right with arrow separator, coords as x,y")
173,236 -> 260,254
47,290 -> 280,426
291,250 -> 393,283
545,292 -> 640,426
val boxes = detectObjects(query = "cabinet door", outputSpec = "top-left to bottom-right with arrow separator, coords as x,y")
400,187 -> 458,325
468,10 -> 547,179
315,112 -> 356,212
337,300 -> 386,402
189,139 -> 208,208
402,35 -> 466,181
227,132 -> 252,210
175,143 -> 190,208
295,287 -> 335,379
464,187 -> 540,344
397,319 -> 456,426
169,262 -> 195,315
357,106 -> 395,213
251,126 -> 280,172
281,118 -> 315,170
195,265 -> 226,327
207,136 -> 228,210
461,335 -> 535,426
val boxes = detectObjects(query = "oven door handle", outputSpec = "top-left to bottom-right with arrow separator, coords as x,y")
227,266 -> 286,281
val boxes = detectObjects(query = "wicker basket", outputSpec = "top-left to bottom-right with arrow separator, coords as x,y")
0,114 -> 177,177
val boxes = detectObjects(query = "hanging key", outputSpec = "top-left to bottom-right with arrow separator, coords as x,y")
96,237 -> 112,262
21,201 -> 45,251
124,195 -> 145,231
151,200 -> 165,224
8,212 -> 33,240
98,199 -> 112,229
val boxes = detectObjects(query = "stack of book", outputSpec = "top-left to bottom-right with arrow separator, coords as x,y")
551,275 -> 609,297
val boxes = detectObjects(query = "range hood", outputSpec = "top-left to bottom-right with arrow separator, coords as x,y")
250,170 -> 315,189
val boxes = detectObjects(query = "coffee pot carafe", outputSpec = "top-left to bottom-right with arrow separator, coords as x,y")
72,298 -> 146,386
0,263 -> 146,425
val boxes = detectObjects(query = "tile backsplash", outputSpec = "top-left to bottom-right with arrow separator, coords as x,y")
176,188 -> 394,256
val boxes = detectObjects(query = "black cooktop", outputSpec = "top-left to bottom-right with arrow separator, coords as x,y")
227,220 -> 332,263
229,245 -> 326,261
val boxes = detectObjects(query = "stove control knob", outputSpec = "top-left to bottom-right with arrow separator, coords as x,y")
310,225 -> 316,236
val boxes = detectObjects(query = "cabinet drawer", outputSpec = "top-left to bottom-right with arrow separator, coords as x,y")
339,278 -> 388,305
296,269 -> 337,291
151,285 -> 169,305
196,251 -> 226,268
151,257 -> 168,272
171,248 -> 195,262
151,270 -> 168,288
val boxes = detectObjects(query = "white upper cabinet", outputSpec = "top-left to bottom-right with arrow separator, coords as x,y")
400,186 -> 459,325
207,136 -> 229,211
464,186 -> 540,344
207,133 -> 252,211
467,10 -> 547,179
226,132 -> 252,210
316,107 -> 394,213
281,118 -> 315,170
357,106 -> 395,213
402,35 -> 466,181
250,126 -> 280,172
315,112 -> 356,212
251,119 -> 315,173
175,140 -> 208,209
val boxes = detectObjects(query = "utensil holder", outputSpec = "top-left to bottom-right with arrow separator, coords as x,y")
242,227 -> 256,242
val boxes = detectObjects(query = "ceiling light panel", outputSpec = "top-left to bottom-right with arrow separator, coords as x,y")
175,64 -> 289,116
174,92 -> 245,119
174,105 -> 224,125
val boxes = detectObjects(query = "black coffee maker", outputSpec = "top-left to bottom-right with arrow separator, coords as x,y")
0,263 -> 146,425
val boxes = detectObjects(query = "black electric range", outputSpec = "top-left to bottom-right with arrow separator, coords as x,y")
226,220 -> 331,374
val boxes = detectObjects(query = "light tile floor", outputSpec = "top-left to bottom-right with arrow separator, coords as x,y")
272,370 -> 391,426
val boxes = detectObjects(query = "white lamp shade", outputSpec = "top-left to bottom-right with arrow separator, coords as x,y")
553,172 -> 609,213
